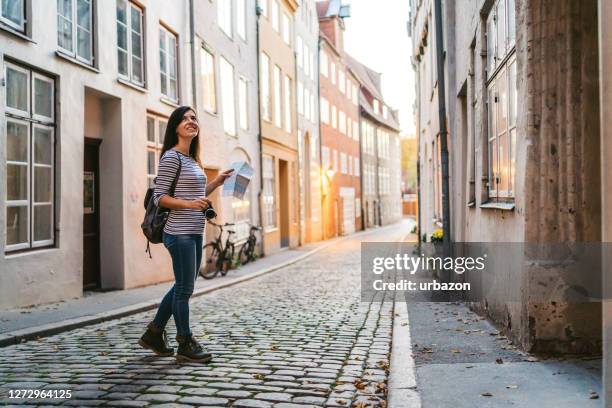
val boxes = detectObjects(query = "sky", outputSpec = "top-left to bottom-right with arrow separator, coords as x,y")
336,0 -> 416,136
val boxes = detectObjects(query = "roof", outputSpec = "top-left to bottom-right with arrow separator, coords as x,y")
344,54 -> 400,131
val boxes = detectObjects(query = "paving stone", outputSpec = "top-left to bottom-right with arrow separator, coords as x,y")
292,395 -> 327,404
179,387 -> 217,396
207,382 -> 243,389
232,399 -> 274,408
136,393 -> 179,402
103,401 -> 150,407
254,392 -> 294,402
215,389 -> 252,398
177,396 -> 229,405
146,385 -> 182,394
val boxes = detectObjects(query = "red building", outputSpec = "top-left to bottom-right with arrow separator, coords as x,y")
317,0 -> 362,238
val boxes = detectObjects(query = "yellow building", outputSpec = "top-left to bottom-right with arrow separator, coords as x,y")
258,0 -> 300,254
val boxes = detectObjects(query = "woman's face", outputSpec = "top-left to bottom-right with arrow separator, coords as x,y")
176,109 -> 199,140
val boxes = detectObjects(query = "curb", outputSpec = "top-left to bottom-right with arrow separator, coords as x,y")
388,299 -> 421,408
0,228 -> 375,348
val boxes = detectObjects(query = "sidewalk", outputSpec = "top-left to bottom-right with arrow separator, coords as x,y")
0,237 -> 335,347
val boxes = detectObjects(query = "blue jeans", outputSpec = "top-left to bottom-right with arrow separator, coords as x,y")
152,232 -> 203,337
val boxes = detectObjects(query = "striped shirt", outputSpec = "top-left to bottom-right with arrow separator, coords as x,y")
153,149 -> 207,235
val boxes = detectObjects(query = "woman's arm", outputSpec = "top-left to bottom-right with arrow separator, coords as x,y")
206,168 -> 235,196
158,195 -> 210,210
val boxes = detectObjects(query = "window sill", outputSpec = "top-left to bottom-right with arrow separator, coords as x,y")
117,77 -> 147,93
264,226 -> 279,234
55,51 -> 99,73
0,24 -> 35,43
5,246 -> 58,259
467,200 -> 476,208
160,96 -> 180,108
479,201 -> 515,211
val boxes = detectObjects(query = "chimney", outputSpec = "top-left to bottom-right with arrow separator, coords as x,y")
318,0 -> 351,52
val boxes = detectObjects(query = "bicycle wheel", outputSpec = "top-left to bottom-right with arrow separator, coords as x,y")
201,242 -> 222,279
238,239 -> 255,265
220,244 -> 235,276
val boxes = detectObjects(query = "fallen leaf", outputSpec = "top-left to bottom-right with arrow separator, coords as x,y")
336,400 -> 348,405
496,358 -> 504,364
451,349 -> 462,353
481,392 -> 493,397
525,356 -> 539,362
506,385 -> 518,389
465,365 -> 475,368
589,391 -> 599,399
354,380 -> 367,390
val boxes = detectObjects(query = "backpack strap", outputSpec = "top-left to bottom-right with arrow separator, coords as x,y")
145,240 -> 152,259
169,151 -> 182,198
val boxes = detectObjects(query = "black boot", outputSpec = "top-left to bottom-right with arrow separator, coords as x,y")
176,334 -> 213,363
138,322 -> 174,356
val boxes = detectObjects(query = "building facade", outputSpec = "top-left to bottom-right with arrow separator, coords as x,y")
317,1 -> 362,239
411,0 -> 602,353
257,0 -> 300,254
345,55 -> 402,229
294,0 -> 323,244
0,0 -> 194,309
192,0 -> 261,245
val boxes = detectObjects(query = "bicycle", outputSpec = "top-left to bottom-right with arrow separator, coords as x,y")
200,220 -> 236,280
236,223 -> 262,266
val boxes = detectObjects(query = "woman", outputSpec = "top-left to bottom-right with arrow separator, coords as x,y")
138,106 -> 233,363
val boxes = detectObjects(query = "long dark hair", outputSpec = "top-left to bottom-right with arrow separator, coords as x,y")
160,106 -> 203,169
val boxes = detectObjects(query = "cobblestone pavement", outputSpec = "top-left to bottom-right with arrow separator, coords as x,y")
0,224 -> 405,407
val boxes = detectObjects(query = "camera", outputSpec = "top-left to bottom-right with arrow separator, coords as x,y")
203,205 -> 217,220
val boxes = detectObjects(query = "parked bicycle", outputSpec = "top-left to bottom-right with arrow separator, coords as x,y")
236,223 -> 262,266
200,221 -> 236,280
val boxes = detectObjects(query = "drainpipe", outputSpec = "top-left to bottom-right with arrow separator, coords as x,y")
189,0 -> 197,110
255,3 -> 265,257
358,103 -> 365,231
434,0 -> 451,270
294,47 -> 302,247
414,61 -> 422,243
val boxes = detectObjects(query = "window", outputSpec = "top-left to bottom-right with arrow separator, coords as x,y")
297,81 -> 303,114
331,105 -> 337,128
282,13 -> 290,44
320,97 -> 329,124
258,0 -> 267,17
117,1 -> 144,86
238,76 -> 248,130
353,119 -> 359,140
304,88 -> 310,121
348,155 -> 352,175
303,44 -> 310,77
330,61 -> 336,84
146,114 -> 167,188
333,149 -> 338,172
236,0 -> 246,40
200,47 -> 217,113
273,65 -> 282,128
284,75 -> 291,132
310,93 -> 315,123
352,84 -> 358,105
263,155 -> 276,228
347,118 -> 352,139
354,157 -> 360,176
1,0 -> 25,31
260,53 -> 271,121
296,36 -> 303,67
338,69 -> 345,94
320,50 -> 328,77
218,0 -> 232,38
382,105 -> 388,119
487,0 -> 516,199
322,146 -> 330,170
5,62 -> 55,252
159,26 -> 178,101
272,0 -> 279,32
57,0 -> 94,64
340,152 -> 347,174
339,110 -> 346,134
219,57 -> 236,136
373,99 -> 380,114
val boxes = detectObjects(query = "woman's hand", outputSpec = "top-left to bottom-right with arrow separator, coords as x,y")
185,197 -> 212,211
212,168 -> 234,186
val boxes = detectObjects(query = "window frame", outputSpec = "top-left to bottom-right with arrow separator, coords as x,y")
200,45 -> 217,114
218,0 -> 232,38
159,24 -> 179,103
4,61 -> 56,253
1,0 -> 26,32
260,52 -> 271,121
146,114 -> 167,189
238,75 -> 249,131
219,56 -> 236,136
116,0 -> 145,87
262,155 -> 276,229
57,0 -> 95,65
236,0 -> 246,41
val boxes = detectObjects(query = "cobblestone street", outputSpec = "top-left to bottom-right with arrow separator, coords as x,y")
0,224 -> 406,407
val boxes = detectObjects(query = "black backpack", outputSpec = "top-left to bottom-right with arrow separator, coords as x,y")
141,152 -> 182,258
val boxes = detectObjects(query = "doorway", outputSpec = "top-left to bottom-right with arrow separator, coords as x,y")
83,138 -> 101,289
279,159 -> 290,247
